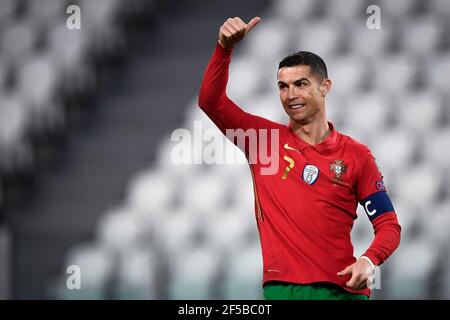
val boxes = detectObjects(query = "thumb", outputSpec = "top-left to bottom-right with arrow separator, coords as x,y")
246,16 -> 261,34
337,265 -> 352,276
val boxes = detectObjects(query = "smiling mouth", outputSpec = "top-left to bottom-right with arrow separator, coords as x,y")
289,104 -> 305,109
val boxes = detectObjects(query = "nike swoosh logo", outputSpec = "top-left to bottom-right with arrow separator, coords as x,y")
284,143 -> 301,153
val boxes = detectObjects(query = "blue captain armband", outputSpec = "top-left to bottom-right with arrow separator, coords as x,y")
360,191 -> 395,222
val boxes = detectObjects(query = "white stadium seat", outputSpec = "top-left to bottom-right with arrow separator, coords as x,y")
430,0 -> 450,16
156,208 -> 201,258
401,16 -> 444,55
0,0 -> 16,24
168,244 -> 221,299
246,19 -> 291,63
223,244 -> 263,299
389,237 -> 438,299
180,171 -> 227,213
395,164 -> 441,209
115,246 -> 158,299
344,92 -> 391,135
0,94 -> 33,173
204,207 -> 252,254
295,19 -> 343,58
424,127 -> 450,169
322,0 -> 364,20
126,168 -> 176,214
26,0 -> 67,25
1,19 -> 37,65
349,19 -> 393,58
379,0 -> 418,17
62,244 -> 114,299
374,55 -> 417,93
272,0 -> 317,22
96,207 -> 148,253
424,201 -> 450,247
428,53 -> 450,92
371,127 -> 417,175
328,54 -> 367,95
397,89 -> 443,132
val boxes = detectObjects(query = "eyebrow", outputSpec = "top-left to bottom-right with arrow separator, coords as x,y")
278,77 -> 311,86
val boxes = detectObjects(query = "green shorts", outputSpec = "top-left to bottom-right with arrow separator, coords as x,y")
263,281 -> 369,300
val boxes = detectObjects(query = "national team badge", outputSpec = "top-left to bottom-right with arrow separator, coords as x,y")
330,160 -> 347,180
302,164 -> 319,185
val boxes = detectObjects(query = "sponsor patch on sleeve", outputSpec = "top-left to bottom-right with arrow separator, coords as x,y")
376,180 -> 386,191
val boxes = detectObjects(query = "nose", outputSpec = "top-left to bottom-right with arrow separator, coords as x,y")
287,85 -> 298,100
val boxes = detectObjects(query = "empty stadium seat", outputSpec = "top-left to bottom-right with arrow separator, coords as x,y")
62,244 -> 114,299
374,55 -> 417,93
115,246 -> 158,299
396,164 -> 441,210
204,207 -> 252,254
424,127 -> 450,169
17,53 -> 64,134
344,92 -> 391,135
126,168 -> 176,215
157,208 -> 201,259
223,244 -> 263,299
26,0 -> 67,25
430,0 -> 450,16
0,0 -> 17,26
427,53 -> 450,92
0,94 -> 34,174
379,0 -> 419,17
180,171 -> 228,213
401,16 -> 444,55
371,127 -> 417,175
348,19 -> 393,58
397,89 -> 443,133
322,0 -> 364,20
328,54 -> 367,95
424,201 -> 450,246
246,19 -> 291,63
389,236 -> 439,299
96,207 -> 148,253
1,19 -> 38,66
295,18 -> 343,58
168,244 -> 221,299
272,0 -> 317,22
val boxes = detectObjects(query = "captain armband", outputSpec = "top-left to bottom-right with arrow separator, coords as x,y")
360,191 -> 395,222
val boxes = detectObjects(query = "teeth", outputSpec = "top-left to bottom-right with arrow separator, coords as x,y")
289,104 -> 304,109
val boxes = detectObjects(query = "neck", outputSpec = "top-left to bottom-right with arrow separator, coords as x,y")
290,118 -> 330,145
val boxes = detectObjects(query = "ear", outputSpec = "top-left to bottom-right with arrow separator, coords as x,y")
320,79 -> 332,97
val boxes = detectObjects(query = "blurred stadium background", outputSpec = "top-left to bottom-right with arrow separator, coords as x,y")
0,0 -> 449,299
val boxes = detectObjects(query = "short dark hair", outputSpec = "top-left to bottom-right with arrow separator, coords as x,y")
278,51 -> 328,81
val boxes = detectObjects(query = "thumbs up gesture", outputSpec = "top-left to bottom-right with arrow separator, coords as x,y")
218,16 -> 261,49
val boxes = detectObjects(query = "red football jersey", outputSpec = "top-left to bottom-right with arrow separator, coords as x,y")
199,43 -> 401,297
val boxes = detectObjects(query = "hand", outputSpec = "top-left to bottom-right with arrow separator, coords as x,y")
218,16 -> 261,49
337,258 -> 374,290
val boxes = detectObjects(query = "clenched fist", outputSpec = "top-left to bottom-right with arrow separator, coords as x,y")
218,16 -> 261,49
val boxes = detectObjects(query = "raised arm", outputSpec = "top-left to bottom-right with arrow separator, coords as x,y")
198,17 -> 261,132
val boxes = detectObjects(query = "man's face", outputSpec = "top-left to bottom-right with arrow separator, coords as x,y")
277,65 -> 328,125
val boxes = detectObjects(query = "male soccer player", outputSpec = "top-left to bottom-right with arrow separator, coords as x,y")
198,16 -> 401,300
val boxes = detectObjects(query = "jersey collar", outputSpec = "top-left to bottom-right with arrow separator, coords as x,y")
287,121 -> 340,155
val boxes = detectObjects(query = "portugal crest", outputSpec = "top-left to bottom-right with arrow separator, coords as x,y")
330,160 -> 346,180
